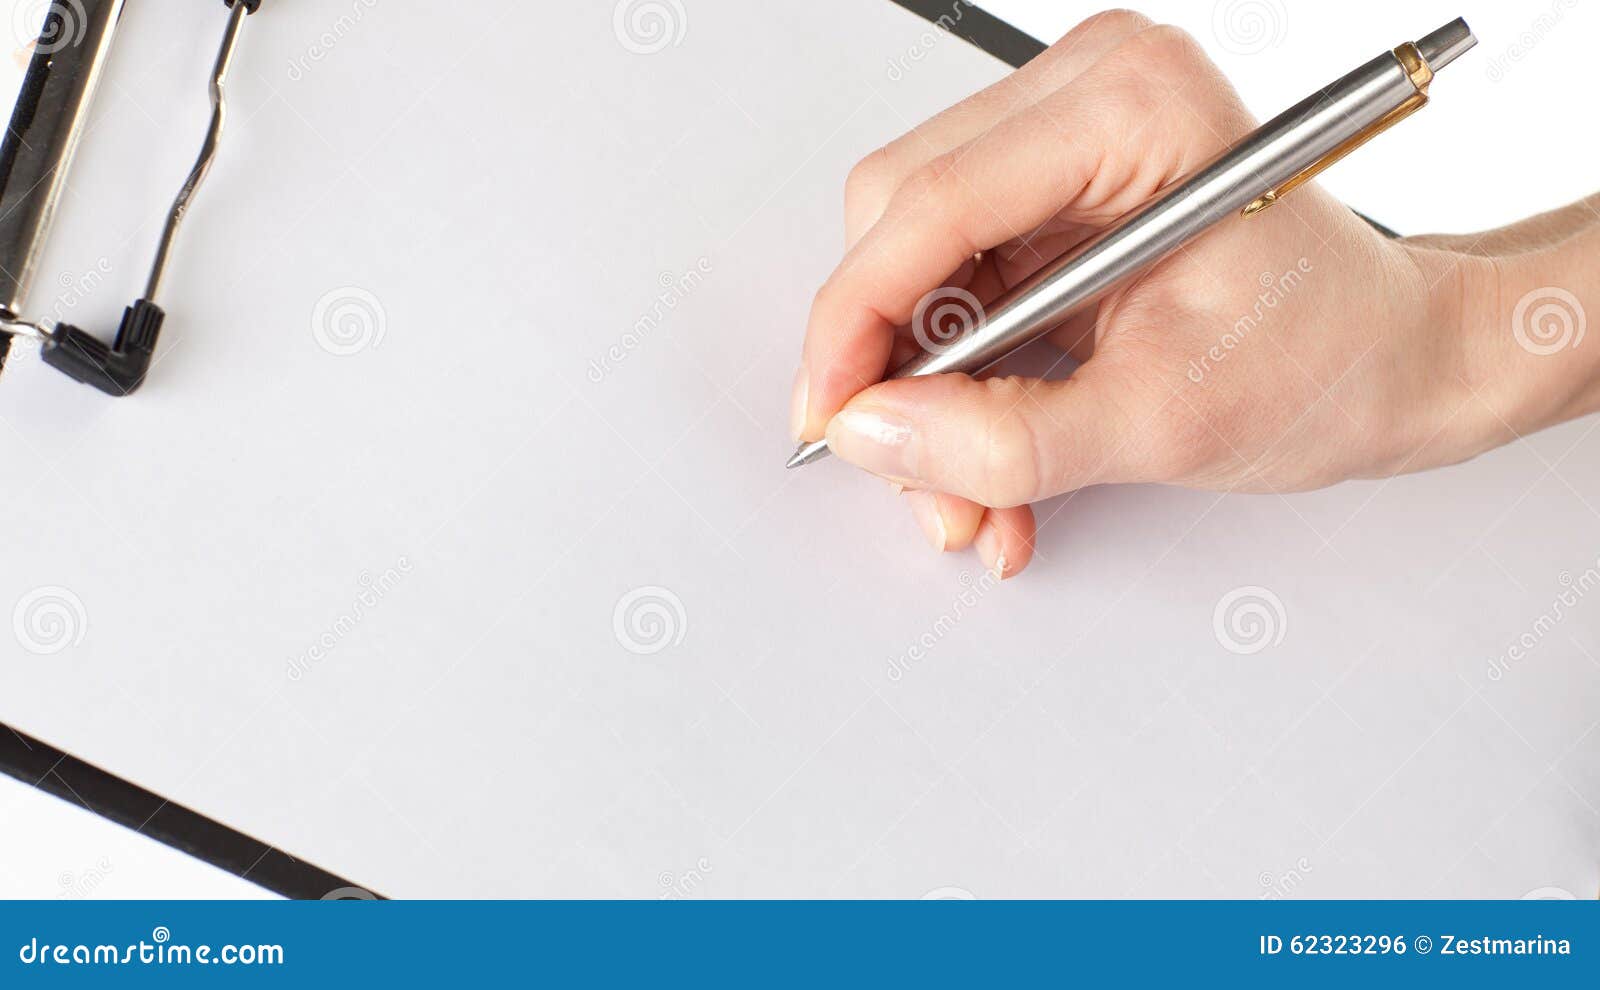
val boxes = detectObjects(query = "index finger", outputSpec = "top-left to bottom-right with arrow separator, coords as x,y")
792,26 -> 1215,443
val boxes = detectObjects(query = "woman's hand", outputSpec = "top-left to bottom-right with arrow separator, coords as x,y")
791,10 -> 1598,578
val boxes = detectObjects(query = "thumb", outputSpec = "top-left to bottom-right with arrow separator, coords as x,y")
823,368 -> 1142,507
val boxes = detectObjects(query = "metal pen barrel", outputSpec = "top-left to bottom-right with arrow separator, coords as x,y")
788,18 -> 1475,469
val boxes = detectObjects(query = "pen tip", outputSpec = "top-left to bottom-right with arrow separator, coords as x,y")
786,440 -> 831,469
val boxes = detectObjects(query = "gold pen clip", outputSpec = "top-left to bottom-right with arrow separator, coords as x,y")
1242,43 -> 1433,217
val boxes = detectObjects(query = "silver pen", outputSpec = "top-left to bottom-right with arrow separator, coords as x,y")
787,18 -> 1475,469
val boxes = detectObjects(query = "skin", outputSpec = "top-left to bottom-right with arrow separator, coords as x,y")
791,10 -> 1600,578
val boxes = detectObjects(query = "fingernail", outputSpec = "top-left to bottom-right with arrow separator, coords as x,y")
974,519 -> 1010,579
827,407 -> 917,481
908,492 -> 947,551
788,365 -> 809,442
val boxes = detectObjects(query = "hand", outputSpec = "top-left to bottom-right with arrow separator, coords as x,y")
791,10 -> 1599,578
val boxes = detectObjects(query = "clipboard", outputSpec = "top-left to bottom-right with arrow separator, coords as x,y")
0,0 -> 1593,903
0,0 -> 1038,899
0,1 -> 264,394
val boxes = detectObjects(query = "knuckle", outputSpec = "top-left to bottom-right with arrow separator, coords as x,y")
844,147 -> 896,213
1144,406 -> 1219,480
1098,24 -> 1209,98
1076,8 -> 1154,40
808,277 -> 845,324
894,154 -> 964,215
971,377 -> 1045,507
1127,23 -> 1205,67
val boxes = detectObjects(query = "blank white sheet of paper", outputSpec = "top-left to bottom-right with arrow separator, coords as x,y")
0,0 -> 1594,898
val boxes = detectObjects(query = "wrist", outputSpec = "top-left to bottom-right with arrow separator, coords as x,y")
1415,226 -> 1600,448
1477,226 -> 1600,433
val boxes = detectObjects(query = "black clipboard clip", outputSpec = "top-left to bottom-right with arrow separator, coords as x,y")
0,0 -> 263,395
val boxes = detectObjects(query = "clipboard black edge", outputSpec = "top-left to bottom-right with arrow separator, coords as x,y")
889,0 -> 1046,69
0,722 -> 379,900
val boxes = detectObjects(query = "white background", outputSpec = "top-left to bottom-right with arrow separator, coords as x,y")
1,0 -> 1594,898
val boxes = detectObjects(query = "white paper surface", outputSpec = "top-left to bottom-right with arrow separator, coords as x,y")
0,1 -> 1594,898
0,773 -> 274,899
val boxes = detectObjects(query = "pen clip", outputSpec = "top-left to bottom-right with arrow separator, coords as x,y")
1242,43 -> 1433,217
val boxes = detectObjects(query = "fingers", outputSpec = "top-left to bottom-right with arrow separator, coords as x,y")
975,505 -> 1035,578
906,491 -> 984,551
844,9 -> 1154,245
905,492 -> 1035,578
825,363 -> 1150,507
795,27 -> 1210,442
